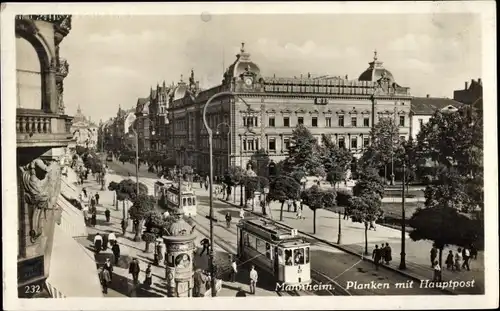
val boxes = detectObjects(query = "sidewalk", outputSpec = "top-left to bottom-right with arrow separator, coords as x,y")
74,169 -> 277,297
208,187 -> 483,295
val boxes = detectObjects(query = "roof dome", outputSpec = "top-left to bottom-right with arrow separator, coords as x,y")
173,76 -> 188,100
358,51 -> 395,83
167,217 -> 193,236
223,42 -> 261,84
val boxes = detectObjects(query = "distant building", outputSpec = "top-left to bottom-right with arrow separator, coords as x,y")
167,44 -> 412,176
453,78 -> 483,112
409,95 -> 464,139
70,105 -> 98,149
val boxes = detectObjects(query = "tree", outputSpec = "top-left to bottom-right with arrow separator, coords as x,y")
108,179 -> 148,214
267,175 -> 302,221
301,185 -> 336,234
364,117 -> 402,181
283,124 -> 325,178
349,166 -> 385,254
243,176 -> 269,210
349,193 -> 383,255
409,207 -> 482,266
226,166 -> 246,202
320,134 -> 353,188
250,149 -> 270,178
129,194 -> 156,241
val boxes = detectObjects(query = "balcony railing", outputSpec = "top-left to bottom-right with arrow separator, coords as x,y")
17,108 -> 74,148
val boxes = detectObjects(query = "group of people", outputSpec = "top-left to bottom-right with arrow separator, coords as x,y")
371,243 -> 393,269
79,188 -> 103,227
439,244 -> 477,274
93,232 -> 119,256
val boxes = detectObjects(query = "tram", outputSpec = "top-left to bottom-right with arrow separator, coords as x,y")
156,182 -> 198,217
236,217 -> 311,287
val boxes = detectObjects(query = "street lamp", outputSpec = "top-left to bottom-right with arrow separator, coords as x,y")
215,122 -> 231,172
203,91 -> 249,297
263,186 -> 270,216
399,162 -> 407,270
130,115 -> 155,196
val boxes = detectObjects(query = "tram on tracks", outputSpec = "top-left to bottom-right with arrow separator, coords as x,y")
154,181 -> 197,217
236,217 -> 311,287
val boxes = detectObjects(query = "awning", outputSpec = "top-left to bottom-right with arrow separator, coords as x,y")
46,224 -> 103,297
57,195 -> 87,238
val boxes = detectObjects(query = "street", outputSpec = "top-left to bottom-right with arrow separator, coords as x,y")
106,160 -> 449,296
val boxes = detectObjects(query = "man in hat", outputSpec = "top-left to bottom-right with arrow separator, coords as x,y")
104,258 -> 114,280
99,266 -> 111,294
111,241 -> 121,265
128,257 -> 141,284
94,233 -> 103,254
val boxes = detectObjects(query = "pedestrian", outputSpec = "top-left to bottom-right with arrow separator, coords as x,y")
470,243 -> 478,260
432,261 -> 442,282
91,212 -> 97,227
193,268 -> 206,297
102,233 -> 109,251
239,208 -> 245,220
430,245 -> 438,268
199,180 -> 203,189
99,266 -> 111,294
455,248 -> 463,271
204,181 -> 209,191
372,244 -> 381,270
90,194 -> 97,211
105,208 -> 111,223
143,264 -> 153,288
230,257 -> 238,282
445,250 -> 454,271
296,207 -> 302,220
95,192 -> 100,205
154,240 -> 163,266
121,219 -> 127,236
286,199 -> 292,212
104,258 -> 114,280
111,242 -> 121,265
384,243 -> 392,265
200,238 -> 210,256
235,286 -> 247,297
129,258 -> 141,284
80,188 -> 90,225
249,265 -> 258,295
94,233 -> 102,254
369,221 -> 376,231
225,212 -> 232,229
462,247 -> 471,271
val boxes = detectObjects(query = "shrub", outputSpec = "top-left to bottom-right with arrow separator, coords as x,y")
336,188 -> 352,207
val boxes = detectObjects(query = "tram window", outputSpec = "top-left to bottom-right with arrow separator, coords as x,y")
277,248 -> 284,264
285,249 -> 293,266
182,198 -> 187,206
243,233 -> 250,246
187,197 -> 192,206
265,243 -> 271,259
305,247 -> 310,263
192,197 -> 196,205
249,235 -> 257,249
294,248 -> 305,265
256,238 -> 266,254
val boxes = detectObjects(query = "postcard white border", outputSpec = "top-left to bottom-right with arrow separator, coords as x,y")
2,1 -> 498,310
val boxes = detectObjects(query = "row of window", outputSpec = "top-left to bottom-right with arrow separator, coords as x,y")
243,232 -> 310,266
264,115 -> 405,128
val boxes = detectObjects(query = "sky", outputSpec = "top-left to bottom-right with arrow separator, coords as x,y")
59,13 -> 482,122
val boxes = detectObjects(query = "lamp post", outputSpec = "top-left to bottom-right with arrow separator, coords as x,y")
130,115 -> 155,196
203,91 -> 249,297
263,186 -> 270,216
337,205 -> 343,245
215,122 -> 231,172
399,162 -> 407,270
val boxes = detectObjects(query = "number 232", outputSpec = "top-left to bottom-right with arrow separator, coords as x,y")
25,285 -> 41,294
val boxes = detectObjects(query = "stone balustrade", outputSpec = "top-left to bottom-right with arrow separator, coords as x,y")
17,108 -> 74,148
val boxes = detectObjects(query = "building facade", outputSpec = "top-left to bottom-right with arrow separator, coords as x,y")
454,78 -> 483,112
69,105 -> 98,149
167,44 -> 412,176
409,96 -> 464,139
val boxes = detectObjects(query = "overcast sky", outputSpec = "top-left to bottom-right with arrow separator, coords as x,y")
60,13 -> 482,122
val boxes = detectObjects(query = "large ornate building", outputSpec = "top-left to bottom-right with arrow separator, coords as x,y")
454,78 -> 483,112
69,105 -> 98,149
16,15 -> 102,298
167,44 -> 412,176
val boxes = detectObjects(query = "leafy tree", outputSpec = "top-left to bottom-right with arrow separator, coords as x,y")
301,185 -> 336,234
226,166 -> 246,202
267,175 -> 302,221
364,117 -> 402,181
119,154 -> 129,165
283,124 -> 325,178
250,149 -> 270,178
349,166 -> 385,254
129,194 -> 156,241
108,179 -> 148,214
349,193 -> 383,255
321,134 -> 353,188
409,207 -> 482,266
243,176 -> 269,209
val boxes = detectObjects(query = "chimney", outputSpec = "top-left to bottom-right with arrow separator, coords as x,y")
478,78 -> 482,85
465,81 -> 468,89
426,94 -> 430,98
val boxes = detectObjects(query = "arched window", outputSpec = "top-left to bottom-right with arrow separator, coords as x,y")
16,37 -> 42,109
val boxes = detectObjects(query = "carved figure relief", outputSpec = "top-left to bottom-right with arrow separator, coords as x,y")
20,159 -> 61,242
